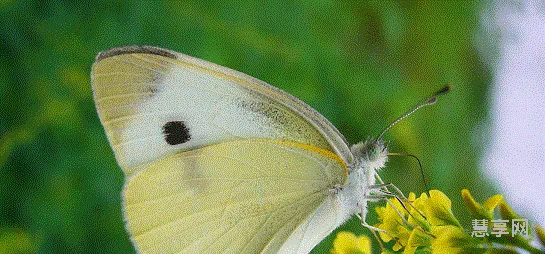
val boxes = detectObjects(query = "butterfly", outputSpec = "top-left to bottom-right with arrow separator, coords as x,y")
91,46 -> 449,253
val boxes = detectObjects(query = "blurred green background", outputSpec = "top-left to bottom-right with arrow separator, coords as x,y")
0,1 -> 496,253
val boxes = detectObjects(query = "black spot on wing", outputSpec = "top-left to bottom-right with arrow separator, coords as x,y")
163,121 -> 191,145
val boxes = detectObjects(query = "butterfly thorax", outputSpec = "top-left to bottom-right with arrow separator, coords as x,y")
336,139 -> 389,221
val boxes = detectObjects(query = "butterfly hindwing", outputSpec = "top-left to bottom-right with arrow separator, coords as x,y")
123,139 -> 347,253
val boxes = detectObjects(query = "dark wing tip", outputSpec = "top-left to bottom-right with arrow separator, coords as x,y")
95,46 -> 177,62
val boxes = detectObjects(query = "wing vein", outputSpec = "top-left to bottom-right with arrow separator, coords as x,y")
199,191 -> 323,253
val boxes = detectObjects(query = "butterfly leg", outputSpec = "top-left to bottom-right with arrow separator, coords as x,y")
372,172 -> 409,201
370,173 -> 427,220
355,212 -> 387,252
357,194 -> 413,252
364,194 -> 415,228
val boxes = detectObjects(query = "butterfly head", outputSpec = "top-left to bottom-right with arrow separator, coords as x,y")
350,138 -> 389,172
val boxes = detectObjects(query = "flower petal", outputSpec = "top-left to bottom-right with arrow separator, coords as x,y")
356,235 -> 372,254
404,228 -> 431,254
430,226 -> 476,254
483,194 -> 503,212
426,190 -> 461,227
498,200 -> 519,220
331,232 -> 372,254
461,189 -> 500,220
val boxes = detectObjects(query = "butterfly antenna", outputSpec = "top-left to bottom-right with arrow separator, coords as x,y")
387,152 -> 429,196
377,85 -> 451,140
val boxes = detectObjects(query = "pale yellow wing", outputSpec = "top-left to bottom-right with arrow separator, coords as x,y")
123,139 -> 347,253
91,46 -> 353,176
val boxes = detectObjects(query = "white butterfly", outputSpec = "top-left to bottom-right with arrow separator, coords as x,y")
91,46 -> 448,253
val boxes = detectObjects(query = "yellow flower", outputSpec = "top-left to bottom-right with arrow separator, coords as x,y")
330,232 -> 372,254
461,189 -> 503,220
425,190 -> 461,227
374,196 -> 411,249
498,200 -> 519,220
407,193 -> 431,231
404,227 -> 432,254
430,225 -> 476,254
375,190 -> 466,253
372,189 -> 545,253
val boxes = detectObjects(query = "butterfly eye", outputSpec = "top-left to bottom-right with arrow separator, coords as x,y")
359,140 -> 379,161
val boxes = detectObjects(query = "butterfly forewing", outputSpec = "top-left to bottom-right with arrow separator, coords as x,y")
91,46 -> 353,176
